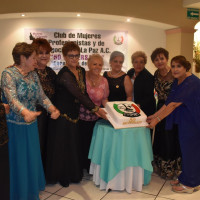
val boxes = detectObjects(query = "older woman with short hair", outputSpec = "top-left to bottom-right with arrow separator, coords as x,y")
45,42 -> 107,187
31,38 -> 57,172
1,42 -> 60,200
148,56 -> 200,193
79,54 -> 109,172
150,48 -> 181,180
103,51 -> 133,101
127,51 -> 156,116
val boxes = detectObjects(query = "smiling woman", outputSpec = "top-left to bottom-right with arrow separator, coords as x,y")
1,42 -> 60,200
45,42 -> 107,187
31,38 -> 57,174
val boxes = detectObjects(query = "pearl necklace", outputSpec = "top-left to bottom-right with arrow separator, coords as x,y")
110,70 -> 122,77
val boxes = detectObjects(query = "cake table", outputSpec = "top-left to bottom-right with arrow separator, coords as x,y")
88,119 -> 153,193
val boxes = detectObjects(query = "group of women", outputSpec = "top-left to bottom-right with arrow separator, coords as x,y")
0,38 -> 200,200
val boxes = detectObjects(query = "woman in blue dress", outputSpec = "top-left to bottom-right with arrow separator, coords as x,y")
1,42 -> 60,200
147,55 -> 200,193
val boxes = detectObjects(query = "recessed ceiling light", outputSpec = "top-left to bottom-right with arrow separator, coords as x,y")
126,18 -> 131,22
21,13 -> 25,17
77,14 -> 81,17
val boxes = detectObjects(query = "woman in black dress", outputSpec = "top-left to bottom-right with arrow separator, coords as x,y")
0,87 -> 9,200
32,38 -> 57,172
45,42 -> 107,187
127,51 -> 156,116
103,51 -> 133,101
150,48 -> 181,179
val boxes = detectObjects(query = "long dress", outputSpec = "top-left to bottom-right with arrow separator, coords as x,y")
103,71 -> 127,101
0,88 -> 9,200
153,69 -> 181,179
165,74 -> 200,187
35,67 -> 56,172
45,66 -> 98,187
78,77 -> 109,172
127,68 -> 156,116
1,66 -> 53,200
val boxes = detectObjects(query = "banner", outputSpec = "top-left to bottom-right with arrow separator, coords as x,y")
25,29 -> 128,73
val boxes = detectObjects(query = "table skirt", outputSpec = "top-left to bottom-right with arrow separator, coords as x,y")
90,162 -> 144,193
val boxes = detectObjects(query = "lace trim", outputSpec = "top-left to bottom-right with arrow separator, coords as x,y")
60,113 -> 79,123
91,105 -> 99,113
7,119 -> 36,125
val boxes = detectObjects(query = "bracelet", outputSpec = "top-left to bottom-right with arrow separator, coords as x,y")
156,116 -> 161,122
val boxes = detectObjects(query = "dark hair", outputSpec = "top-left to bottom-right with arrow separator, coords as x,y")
151,48 -> 169,62
171,55 -> 191,72
12,42 -> 35,65
62,41 -> 80,56
109,51 -> 124,63
32,38 -> 52,53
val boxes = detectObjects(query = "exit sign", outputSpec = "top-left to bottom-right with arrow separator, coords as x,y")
187,8 -> 199,20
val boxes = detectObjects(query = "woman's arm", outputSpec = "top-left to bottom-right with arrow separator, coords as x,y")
147,102 -> 182,128
124,75 -> 133,101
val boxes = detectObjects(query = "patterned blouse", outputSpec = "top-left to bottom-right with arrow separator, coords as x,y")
35,67 -> 56,102
79,77 -> 109,121
0,88 -> 8,145
1,66 -> 52,125
154,69 -> 174,101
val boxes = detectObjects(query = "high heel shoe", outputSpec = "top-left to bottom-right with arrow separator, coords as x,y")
170,179 -> 179,186
172,184 -> 195,194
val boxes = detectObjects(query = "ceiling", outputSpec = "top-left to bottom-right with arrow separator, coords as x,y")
183,0 -> 200,8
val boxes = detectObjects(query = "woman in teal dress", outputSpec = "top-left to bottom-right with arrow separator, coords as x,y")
0,88 -> 10,200
1,42 -> 60,200
148,56 -> 200,193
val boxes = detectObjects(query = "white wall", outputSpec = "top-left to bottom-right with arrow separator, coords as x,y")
0,16 -> 166,76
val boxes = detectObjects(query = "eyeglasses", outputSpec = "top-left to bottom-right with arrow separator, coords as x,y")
67,54 -> 80,59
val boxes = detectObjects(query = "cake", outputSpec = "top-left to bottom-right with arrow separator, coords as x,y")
105,101 -> 148,129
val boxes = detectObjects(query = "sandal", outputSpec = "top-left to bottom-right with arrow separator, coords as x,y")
172,183 -> 194,194
170,179 -> 179,186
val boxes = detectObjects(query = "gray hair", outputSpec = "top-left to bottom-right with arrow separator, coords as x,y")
109,51 -> 124,63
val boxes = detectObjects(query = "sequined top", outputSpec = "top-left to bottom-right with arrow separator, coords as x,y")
35,67 -> 56,101
0,88 -> 8,145
1,66 -> 53,124
154,69 -> 174,101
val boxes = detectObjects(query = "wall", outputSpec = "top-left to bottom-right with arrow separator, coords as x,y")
0,16 -> 166,76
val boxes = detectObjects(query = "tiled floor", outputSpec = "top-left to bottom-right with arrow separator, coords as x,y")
40,173 -> 200,200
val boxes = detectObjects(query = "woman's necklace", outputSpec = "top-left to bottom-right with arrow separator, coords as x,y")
110,70 -> 122,77
88,73 -> 100,87
37,68 -> 48,79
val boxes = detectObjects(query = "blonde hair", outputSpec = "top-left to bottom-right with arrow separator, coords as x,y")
87,54 -> 104,66
131,51 -> 147,64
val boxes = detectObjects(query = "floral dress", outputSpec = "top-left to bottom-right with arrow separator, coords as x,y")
153,69 -> 181,179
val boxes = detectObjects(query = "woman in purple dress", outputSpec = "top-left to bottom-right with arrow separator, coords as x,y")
147,55 -> 200,193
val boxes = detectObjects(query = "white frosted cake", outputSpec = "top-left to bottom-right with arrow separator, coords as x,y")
105,101 -> 148,129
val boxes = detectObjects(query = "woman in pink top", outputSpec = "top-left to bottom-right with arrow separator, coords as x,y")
79,54 -> 109,172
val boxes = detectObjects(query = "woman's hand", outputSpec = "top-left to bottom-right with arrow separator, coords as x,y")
50,108 -> 60,119
146,114 -> 155,123
21,109 -> 41,123
48,105 -> 60,119
147,117 -> 159,129
95,108 -> 107,120
3,103 -> 10,114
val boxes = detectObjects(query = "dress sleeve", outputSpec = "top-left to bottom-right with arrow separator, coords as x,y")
1,71 -> 26,114
59,71 -> 98,112
33,72 -> 53,111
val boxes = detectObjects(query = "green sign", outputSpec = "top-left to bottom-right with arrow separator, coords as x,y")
187,8 -> 199,20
